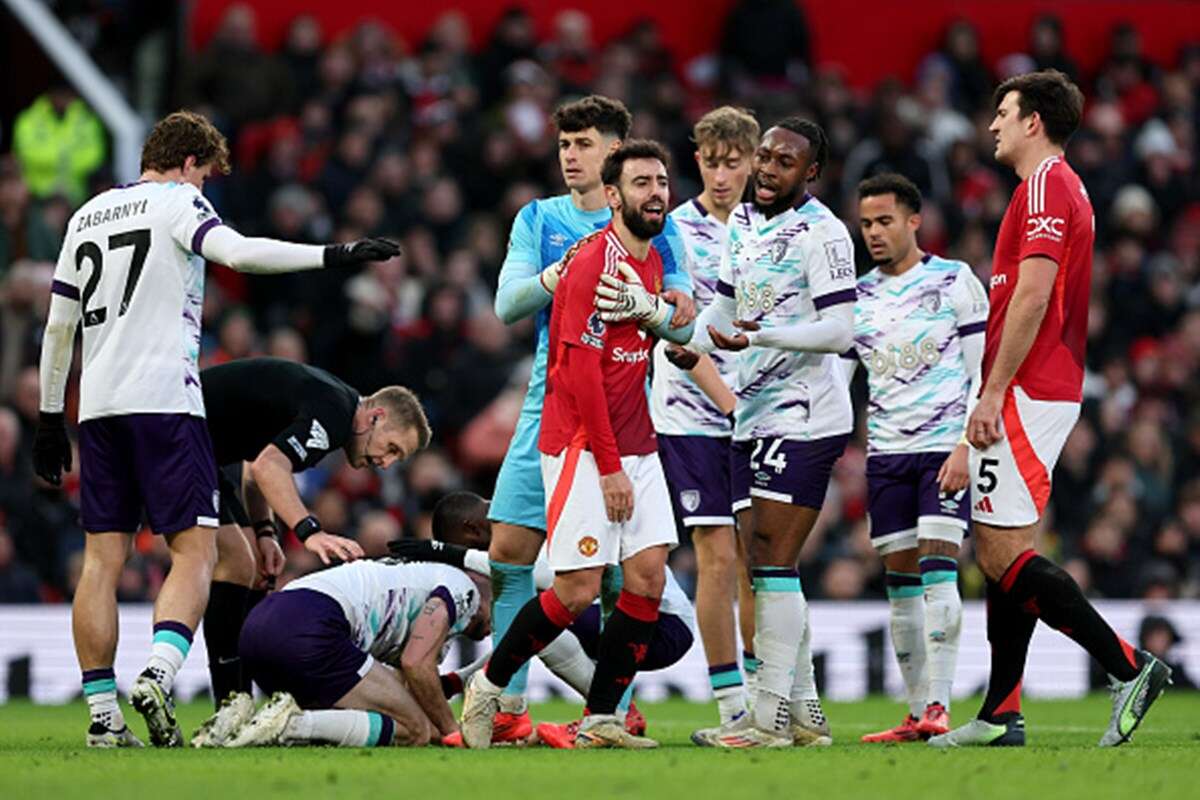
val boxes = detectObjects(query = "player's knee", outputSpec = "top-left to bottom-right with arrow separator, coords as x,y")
488,524 -> 541,565
694,529 -> 738,575
553,573 -> 601,616
622,566 -> 665,600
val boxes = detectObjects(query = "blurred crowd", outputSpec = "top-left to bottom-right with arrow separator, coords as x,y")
1,4 -> 1199,608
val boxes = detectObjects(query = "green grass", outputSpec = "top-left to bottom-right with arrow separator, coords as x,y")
2,695 -> 1197,799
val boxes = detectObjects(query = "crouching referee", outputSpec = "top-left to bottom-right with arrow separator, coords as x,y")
200,356 -> 431,706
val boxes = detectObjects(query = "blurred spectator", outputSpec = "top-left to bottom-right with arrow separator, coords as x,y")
1028,15 -> 1079,80
0,160 -> 60,274
719,0 -> 811,93
1139,615 -> 1195,688
0,521 -> 40,603
11,86 -> 106,206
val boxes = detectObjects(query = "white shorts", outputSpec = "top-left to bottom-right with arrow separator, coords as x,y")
541,447 -> 678,572
969,386 -> 1079,528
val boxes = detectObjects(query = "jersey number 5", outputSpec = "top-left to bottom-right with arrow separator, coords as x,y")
976,457 -> 1000,494
74,229 -> 151,327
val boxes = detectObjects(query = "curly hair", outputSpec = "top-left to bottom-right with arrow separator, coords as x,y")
140,111 -> 231,175
553,95 -> 632,140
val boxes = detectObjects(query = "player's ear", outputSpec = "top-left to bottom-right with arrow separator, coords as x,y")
605,184 -> 621,211
908,212 -> 922,233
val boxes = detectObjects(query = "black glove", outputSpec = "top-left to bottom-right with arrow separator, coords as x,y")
32,411 -> 71,486
664,345 -> 699,371
323,238 -> 402,268
387,539 -> 468,568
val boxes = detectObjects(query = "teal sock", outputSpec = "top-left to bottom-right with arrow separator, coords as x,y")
617,684 -> 634,713
491,561 -> 535,697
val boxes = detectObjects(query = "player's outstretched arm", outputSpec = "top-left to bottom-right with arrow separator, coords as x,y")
201,226 -> 399,274
400,598 -> 459,736
248,445 -> 365,564
738,301 -> 855,353
33,287 -> 81,485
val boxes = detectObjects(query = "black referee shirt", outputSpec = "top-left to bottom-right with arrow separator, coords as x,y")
201,357 -> 360,472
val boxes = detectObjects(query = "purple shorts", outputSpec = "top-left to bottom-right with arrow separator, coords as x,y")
239,589 -> 371,709
732,434 -> 850,510
866,452 -> 970,551
570,605 -> 694,672
78,413 -> 219,535
657,434 -> 745,527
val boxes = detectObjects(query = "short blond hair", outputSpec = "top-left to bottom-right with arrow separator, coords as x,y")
693,106 -> 760,158
369,386 -> 431,449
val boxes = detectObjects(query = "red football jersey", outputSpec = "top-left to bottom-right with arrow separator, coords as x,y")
539,225 -> 660,472
984,156 -> 1094,402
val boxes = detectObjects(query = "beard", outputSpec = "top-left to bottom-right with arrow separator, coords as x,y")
621,202 -> 665,240
751,174 -> 804,219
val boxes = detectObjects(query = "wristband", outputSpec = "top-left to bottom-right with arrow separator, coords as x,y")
294,515 -> 322,542
253,519 -> 278,539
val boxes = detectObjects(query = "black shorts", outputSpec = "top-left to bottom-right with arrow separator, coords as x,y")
217,463 -> 250,528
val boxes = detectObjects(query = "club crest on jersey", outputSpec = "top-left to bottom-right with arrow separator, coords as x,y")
305,419 -> 329,452
770,237 -> 790,264
919,290 -> 941,314
680,490 -> 701,513
457,588 -> 475,621
578,536 -> 599,557
193,196 -> 214,221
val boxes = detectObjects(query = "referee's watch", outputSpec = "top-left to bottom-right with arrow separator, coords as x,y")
294,515 -> 322,542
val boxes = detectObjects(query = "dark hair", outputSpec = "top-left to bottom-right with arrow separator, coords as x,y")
601,139 -> 671,187
992,69 -> 1084,145
431,491 -> 488,542
553,95 -> 632,140
858,172 -> 923,214
141,110 -> 231,174
771,116 -> 829,178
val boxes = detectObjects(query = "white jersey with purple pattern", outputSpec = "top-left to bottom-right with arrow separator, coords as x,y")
285,560 -> 479,667
50,180 -> 216,421
651,198 -> 737,437
722,196 -> 857,441
850,254 -> 989,454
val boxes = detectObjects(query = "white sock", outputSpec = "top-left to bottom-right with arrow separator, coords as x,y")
538,630 -> 595,700
286,709 -> 392,746
750,570 -> 803,734
86,690 -> 124,730
886,573 -> 927,718
788,595 -> 819,711
145,639 -> 188,693
923,575 -> 962,710
714,686 -> 748,724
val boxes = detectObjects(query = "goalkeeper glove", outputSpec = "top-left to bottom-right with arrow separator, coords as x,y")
594,261 -> 671,328
324,237 -> 402,268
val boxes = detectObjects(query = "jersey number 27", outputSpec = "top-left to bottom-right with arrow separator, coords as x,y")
74,229 -> 151,327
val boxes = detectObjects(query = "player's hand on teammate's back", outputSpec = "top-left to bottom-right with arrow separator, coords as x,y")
323,237 -> 402,268
937,444 -> 970,493
595,261 -> 671,328
305,531 -> 365,565
967,390 -> 1005,449
709,321 -> 753,351
600,470 -> 635,523
663,344 -> 700,370
661,289 -> 696,329
387,538 -> 468,568
32,412 -> 71,485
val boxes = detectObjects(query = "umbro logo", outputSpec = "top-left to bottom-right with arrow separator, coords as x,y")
306,419 -> 329,451
974,496 -> 994,514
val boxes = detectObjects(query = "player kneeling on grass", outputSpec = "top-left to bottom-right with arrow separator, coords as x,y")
460,141 -> 690,750
193,558 -> 491,748
393,491 -> 696,748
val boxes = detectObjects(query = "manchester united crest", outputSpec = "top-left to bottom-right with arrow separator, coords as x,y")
578,536 -> 599,557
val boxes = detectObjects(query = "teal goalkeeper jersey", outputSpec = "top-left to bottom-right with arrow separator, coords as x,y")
496,194 -> 692,418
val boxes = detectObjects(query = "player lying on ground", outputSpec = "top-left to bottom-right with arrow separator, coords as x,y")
648,107 -> 760,733
391,491 -> 696,748
31,110 -> 400,749
193,557 -> 491,748
930,70 -> 1171,749
198,358 -> 430,708
841,173 -> 987,742
485,94 -> 694,744
664,118 -> 855,748
461,141 -> 684,750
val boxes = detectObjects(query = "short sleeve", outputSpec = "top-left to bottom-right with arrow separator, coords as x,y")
1018,168 -> 1071,264
270,393 -> 352,472
809,220 -> 858,311
430,570 -> 480,635
165,184 -> 223,256
950,263 -> 989,336
655,215 -> 693,293
561,253 -> 608,352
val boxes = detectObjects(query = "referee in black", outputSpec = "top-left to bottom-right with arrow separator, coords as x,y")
199,356 -> 431,706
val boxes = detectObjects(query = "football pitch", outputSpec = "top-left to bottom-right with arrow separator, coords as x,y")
2,694 -> 1196,799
